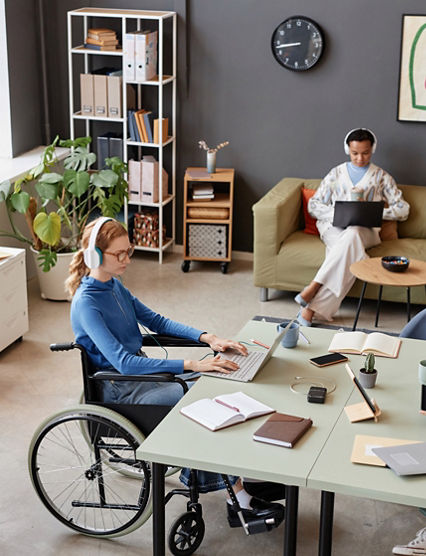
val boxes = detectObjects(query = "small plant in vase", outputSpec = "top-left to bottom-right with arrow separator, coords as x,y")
198,140 -> 229,174
359,353 -> 378,389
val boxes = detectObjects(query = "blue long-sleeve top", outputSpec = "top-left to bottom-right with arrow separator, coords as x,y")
70,276 -> 204,375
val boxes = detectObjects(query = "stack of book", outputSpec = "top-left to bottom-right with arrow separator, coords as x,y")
192,184 -> 214,201
85,28 -> 119,51
128,109 -> 153,143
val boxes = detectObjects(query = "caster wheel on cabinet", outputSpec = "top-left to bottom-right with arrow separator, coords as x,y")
220,262 -> 228,274
181,261 -> 191,273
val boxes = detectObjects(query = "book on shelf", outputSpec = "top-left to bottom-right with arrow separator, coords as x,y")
86,37 -> 119,47
328,331 -> 401,358
84,43 -> 117,51
192,194 -> 215,200
135,109 -> 148,142
180,392 -> 274,431
88,28 -> 117,37
253,412 -> 313,448
153,117 -> 168,144
193,185 -> 214,195
127,110 -> 138,141
142,111 -> 153,143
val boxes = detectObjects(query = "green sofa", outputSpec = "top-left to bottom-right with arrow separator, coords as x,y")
252,177 -> 426,305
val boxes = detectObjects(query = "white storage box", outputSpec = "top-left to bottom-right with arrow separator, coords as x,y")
188,224 -> 227,258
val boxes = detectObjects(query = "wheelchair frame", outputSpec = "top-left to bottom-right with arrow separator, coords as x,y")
28,335 -> 282,555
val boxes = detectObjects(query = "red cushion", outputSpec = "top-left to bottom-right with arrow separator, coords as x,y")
302,187 -> 319,236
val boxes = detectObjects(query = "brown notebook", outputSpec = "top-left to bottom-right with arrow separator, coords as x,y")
253,412 -> 313,448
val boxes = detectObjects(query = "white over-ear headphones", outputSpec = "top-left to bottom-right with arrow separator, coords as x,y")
344,128 -> 377,155
83,217 -> 112,269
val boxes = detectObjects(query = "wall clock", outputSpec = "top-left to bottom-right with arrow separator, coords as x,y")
271,16 -> 324,71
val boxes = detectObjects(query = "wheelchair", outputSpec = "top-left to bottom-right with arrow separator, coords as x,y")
28,335 -> 283,555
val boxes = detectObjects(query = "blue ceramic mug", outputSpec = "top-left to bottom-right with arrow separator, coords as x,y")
276,321 -> 299,348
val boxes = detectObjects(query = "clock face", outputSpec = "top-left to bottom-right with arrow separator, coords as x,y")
271,16 -> 324,71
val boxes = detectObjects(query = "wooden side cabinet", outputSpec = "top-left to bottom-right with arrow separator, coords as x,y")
0,248 -> 29,352
182,167 -> 234,273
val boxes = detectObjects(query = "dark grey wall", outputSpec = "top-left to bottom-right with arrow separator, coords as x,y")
5,0 -> 43,155
10,0 -> 426,251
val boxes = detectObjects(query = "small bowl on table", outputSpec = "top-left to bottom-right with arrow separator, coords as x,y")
381,256 -> 410,272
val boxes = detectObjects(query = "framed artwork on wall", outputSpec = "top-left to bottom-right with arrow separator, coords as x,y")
397,14 -> 426,122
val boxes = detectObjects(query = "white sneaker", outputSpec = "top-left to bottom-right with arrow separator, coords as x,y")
392,527 -> 426,555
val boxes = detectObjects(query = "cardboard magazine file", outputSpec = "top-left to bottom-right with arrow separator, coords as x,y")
141,156 -> 168,203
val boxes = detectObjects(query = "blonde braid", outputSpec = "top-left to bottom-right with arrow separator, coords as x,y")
65,250 -> 89,297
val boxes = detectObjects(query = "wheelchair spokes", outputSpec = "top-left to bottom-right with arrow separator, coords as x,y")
29,408 -> 152,537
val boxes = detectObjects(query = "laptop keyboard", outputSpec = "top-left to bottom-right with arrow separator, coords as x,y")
204,351 -> 267,382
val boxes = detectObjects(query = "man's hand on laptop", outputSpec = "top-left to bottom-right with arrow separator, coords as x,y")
183,354 -> 240,374
199,334 -> 248,356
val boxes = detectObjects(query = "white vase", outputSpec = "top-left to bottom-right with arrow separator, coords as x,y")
207,151 -> 216,174
30,247 -> 74,301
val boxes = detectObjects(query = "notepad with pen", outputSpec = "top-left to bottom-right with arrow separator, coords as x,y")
253,413 -> 313,448
180,392 -> 274,431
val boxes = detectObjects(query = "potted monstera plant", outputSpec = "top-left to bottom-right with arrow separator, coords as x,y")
0,136 -> 127,300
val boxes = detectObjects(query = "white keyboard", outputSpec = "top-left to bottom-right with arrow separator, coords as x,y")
202,350 -> 267,382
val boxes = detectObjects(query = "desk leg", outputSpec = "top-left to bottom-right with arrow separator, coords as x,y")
152,462 -> 166,556
352,282 -> 367,331
407,287 -> 411,322
318,491 -> 335,556
284,485 -> 299,556
375,285 -> 383,327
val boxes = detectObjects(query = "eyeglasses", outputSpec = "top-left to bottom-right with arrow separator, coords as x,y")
103,244 -> 135,263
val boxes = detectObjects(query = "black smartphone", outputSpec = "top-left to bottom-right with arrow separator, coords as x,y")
309,352 -> 348,367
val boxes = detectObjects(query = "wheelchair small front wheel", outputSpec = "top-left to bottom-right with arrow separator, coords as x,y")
168,510 -> 205,556
28,405 -> 152,538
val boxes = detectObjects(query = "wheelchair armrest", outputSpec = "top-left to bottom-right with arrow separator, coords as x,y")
141,334 -> 209,348
91,371 -> 189,393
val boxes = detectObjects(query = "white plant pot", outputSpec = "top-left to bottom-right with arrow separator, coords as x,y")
30,247 -> 74,301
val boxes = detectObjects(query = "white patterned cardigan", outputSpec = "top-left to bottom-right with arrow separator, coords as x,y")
308,162 -> 410,236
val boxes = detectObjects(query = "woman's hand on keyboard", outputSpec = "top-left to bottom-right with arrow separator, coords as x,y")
184,354 -> 239,374
199,334 -> 248,356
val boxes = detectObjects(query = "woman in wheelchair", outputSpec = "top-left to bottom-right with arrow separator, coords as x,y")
65,217 -> 285,530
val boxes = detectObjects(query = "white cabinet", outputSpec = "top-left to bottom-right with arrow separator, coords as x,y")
67,7 -> 177,263
0,248 -> 28,352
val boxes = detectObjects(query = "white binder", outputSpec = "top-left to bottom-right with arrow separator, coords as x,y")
135,30 -> 157,82
123,32 -> 136,81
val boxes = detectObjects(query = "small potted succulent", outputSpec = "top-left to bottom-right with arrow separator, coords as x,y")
359,353 -> 378,389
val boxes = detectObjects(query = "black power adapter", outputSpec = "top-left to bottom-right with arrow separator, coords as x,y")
307,386 -> 327,404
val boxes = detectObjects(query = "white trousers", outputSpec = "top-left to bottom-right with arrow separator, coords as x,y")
308,226 -> 380,321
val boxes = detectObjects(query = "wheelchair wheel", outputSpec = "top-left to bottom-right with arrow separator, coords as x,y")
168,511 -> 205,556
28,404 -> 152,538
78,391 -> 180,479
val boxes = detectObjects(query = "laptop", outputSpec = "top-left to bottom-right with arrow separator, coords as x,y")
333,201 -> 384,228
201,326 -> 288,383
372,442 -> 426,476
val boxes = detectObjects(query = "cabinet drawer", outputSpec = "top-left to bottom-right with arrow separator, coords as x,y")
0,309 -> 28,352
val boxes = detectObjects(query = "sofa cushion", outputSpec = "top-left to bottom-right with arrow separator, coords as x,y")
277,231 -> 325,290
398,185 -> 426,239
301,187 -> 319,235
367,237 -> 426,262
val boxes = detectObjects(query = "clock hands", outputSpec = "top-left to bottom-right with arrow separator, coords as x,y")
276,42 -> 302,49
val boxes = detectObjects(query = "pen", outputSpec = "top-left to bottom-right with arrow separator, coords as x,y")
250,338 -> 270,349
299,331 -> 311,344
215,399 -> 240,412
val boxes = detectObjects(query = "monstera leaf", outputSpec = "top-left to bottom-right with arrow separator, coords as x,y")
90,169 -> 118,188
33,212 -> 61,246
63,169 -> 90,197
10,191 -> 30,213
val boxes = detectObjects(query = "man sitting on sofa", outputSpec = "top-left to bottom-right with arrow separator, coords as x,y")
294,128 -> 409,325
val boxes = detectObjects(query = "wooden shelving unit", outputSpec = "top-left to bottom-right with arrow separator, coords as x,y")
182,167 -> 235,273
67,7 -> 176,263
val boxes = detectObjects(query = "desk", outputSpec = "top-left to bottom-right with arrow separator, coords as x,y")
138,322 -> 426,555
138,322 -> 355,555
307,335 -> 426,555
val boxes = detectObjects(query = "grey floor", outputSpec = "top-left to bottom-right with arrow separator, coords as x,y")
0,251 -> 423,555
